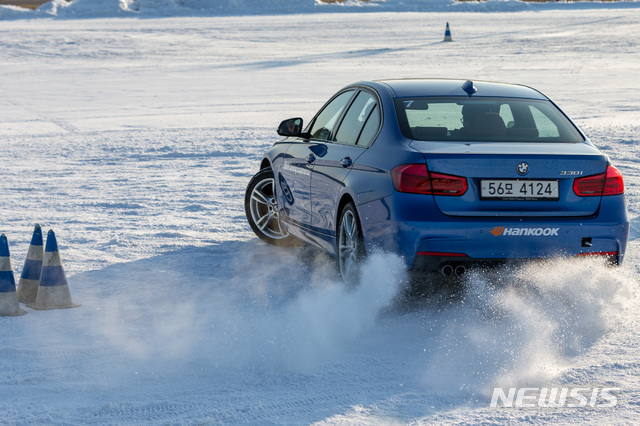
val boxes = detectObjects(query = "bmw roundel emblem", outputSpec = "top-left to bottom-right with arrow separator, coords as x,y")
517,162 -> 529,175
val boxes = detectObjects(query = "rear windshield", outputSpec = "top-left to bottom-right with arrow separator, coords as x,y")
394,97 -> 584,143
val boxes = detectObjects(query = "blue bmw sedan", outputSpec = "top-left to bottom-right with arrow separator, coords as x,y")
245,79 -> 629,283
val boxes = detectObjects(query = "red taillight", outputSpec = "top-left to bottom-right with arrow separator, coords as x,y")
431,172 -> 468,195
573,165 -> 624,197
391,164 -> 467,196
573,172 -> 605,196
603,165 -> 625,195
391,164 -> 432,194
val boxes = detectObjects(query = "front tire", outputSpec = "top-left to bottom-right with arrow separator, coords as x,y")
245,167 -> 296,246
337,202 -> 366,285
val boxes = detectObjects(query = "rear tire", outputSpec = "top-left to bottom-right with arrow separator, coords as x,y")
245,167 -> 296,246
337,202 -> 366,285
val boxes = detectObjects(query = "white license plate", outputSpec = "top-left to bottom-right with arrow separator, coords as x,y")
480,180 -> 559,200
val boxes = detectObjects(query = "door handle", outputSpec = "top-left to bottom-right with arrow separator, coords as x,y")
340,157 -> 353,168
307,154 -> 316,163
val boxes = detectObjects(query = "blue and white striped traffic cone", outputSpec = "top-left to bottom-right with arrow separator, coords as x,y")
444,22 -> 453,42
28,230 -> 80,310
0,234 -> 26,316
17,224 -> 44,304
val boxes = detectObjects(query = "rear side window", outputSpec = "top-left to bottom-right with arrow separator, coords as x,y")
394,97 -> 584,143
335,91 -> 379,146
309,90 -> 355,141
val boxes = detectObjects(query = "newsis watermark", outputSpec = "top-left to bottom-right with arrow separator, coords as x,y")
490,387 -> 621,408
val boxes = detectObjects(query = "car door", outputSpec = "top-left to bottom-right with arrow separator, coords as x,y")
310,89 -> 381,234
275,140 -> 314,226
277,90 -> 356,227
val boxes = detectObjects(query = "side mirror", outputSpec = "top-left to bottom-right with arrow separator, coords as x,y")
277,117 -> 303,137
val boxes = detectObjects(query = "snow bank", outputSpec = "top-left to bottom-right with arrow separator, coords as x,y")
2,0 -> 640,19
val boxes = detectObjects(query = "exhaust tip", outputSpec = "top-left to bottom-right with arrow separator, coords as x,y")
441,265 -> 454,277
454,265 -> 466,277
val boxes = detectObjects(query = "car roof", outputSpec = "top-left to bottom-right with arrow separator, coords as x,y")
369,78 -> 549,100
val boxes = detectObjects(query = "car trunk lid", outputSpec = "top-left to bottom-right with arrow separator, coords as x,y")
409,141 -> 607,217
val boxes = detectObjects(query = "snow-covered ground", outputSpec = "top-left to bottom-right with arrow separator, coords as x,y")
1,2 -> 639,424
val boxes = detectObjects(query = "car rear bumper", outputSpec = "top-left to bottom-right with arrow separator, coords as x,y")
361,194 -> 629,270
405,220 -> 627,270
